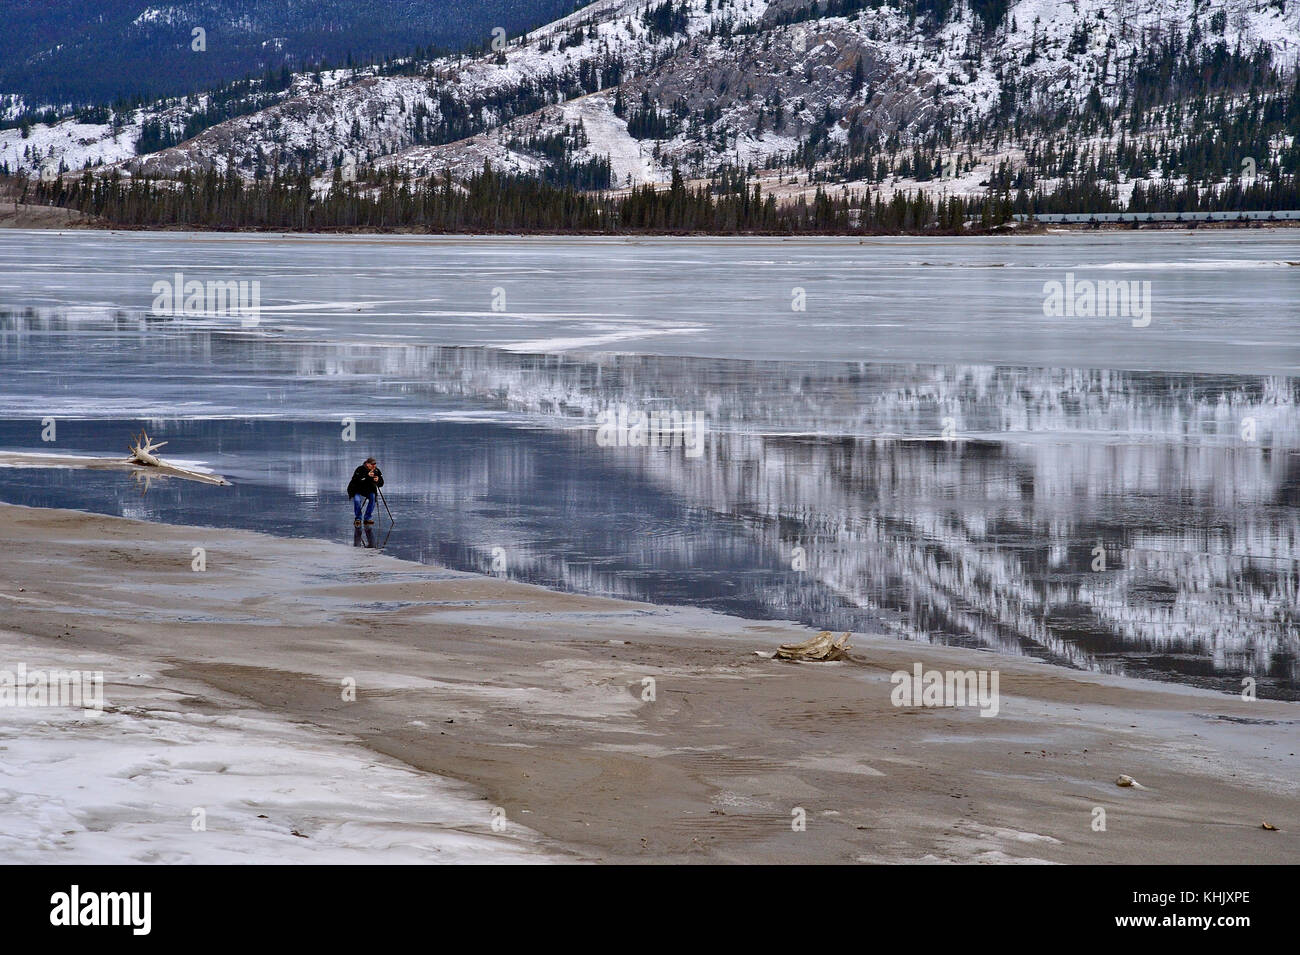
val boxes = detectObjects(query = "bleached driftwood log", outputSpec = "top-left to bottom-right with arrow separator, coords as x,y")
124,431 -> 228,485
773,631 -> 852,662
0,431 -> 229,487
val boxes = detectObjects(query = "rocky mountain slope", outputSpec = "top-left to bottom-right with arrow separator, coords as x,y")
4,0 -> 1298,206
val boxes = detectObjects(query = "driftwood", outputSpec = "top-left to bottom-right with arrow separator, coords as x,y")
123,431 -> 229,485
0,431 -> 229,487
773,630 -> 852,662
128,431 -> 167,467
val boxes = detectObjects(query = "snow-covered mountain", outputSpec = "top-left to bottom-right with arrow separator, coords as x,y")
4,0 -> 1298,201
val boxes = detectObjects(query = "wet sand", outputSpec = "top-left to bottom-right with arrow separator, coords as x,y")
1,501 -> 1296,863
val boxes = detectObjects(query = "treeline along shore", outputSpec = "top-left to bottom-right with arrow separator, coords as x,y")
9,164 -> 1011,234
9,161 -> 1300,235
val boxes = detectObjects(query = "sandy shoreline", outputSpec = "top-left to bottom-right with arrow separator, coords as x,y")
1,501 -> 1296,863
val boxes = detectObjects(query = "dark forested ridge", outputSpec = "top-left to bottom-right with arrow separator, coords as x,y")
0,0 -> 576,105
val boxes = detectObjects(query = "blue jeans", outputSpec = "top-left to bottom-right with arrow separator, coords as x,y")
352,493 -> 376,521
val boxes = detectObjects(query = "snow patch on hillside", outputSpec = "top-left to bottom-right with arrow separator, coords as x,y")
0,119 -> 140,177
562,95 -> 664,186
132,6 -> 183,28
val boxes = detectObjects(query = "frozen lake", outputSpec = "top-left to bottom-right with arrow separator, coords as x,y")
3,230 -> 1300,373
1,229 -> 1297,696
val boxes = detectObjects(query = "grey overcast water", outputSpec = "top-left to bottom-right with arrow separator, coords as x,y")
1,229 -> 1297,696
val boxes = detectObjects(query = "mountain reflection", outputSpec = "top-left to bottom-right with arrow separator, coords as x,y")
0,309 -> 1296,697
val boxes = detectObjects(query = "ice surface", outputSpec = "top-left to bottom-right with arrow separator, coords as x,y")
0,642 -> 553,864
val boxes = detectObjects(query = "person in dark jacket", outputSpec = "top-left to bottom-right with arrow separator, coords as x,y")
347,457 -> 384,526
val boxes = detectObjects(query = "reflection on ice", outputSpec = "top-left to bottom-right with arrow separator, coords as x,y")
1,297 -> 1296,698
